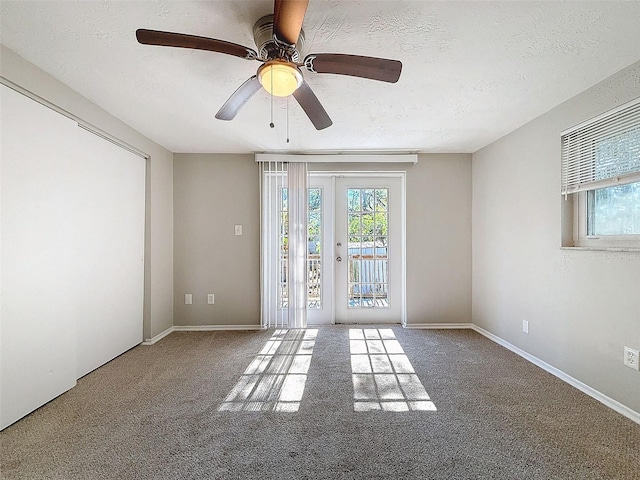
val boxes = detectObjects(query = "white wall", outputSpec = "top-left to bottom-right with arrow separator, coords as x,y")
172,154 -> 472,327
472,60 -> 640,414
0,45 -> 174,339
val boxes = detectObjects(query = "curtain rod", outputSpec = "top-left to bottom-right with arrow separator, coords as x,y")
255,153 -> 418,164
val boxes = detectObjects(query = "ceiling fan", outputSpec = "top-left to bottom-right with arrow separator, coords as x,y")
136,0 -> 402,130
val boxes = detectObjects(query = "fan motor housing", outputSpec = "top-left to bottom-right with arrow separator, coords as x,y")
253,14 -> 305,62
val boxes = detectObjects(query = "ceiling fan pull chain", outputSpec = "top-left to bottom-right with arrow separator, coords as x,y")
286,95 -> 290,143
269,65 -> 275,128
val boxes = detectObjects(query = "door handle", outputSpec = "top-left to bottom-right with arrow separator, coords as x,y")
336,256 -> 342,262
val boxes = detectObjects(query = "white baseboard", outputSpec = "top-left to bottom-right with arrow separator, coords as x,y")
141,326 -> 174,345
404,322 -> 474,330
173,324 -> 265,332
471,324 -> 640,426
141,324 -> 264,345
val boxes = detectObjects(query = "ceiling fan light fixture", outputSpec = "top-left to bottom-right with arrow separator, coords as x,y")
258,60 -> 302,97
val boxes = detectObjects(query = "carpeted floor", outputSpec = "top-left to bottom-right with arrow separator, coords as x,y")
1,327 -> 639,479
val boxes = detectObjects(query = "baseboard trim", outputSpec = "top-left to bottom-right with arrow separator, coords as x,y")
404,323 -> 474,329
173,324 -> 265,332
471,324 -> 640,426
141,326 -> 174,345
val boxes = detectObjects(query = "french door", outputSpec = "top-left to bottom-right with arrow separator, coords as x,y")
333,176 -> 403,324
305,176 -> 334,325
268,172 -> 404,326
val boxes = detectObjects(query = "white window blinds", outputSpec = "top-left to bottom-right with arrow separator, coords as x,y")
561,97 -> 640,195
259,160 -> 308,329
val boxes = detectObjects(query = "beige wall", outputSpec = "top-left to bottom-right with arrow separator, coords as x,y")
472,60 -> 640,413
173,154 -> 472,327
173,154 -> 260,326
1,45 -> 174,339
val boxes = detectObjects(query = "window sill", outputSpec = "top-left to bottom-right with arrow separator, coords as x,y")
561,246 -> 640,253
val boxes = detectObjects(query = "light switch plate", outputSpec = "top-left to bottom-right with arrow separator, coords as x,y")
207,294 -> 215,305
234,224 -> 243,236
184,293 -> 192,305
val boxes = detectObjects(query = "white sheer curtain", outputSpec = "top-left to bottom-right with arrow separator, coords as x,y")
259,159 -> 308,329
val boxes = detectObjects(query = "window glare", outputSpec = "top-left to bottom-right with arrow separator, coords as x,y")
587,181 -> 640,236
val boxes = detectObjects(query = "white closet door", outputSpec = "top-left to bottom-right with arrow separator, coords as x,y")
1,84 -> 145,430
74,128 -> 145,379
1,85 -> 79,429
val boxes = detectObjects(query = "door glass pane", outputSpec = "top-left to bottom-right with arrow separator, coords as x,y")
375,189 -> 388,211
362,189 -> 375,212
279,187 -> 323,310
347,187 -> 389,309
348,189 -> 360,212
307,188 -> 322,309
279,188 -> 288,309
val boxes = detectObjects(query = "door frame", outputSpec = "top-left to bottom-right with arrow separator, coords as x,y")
310,171 -> 407,327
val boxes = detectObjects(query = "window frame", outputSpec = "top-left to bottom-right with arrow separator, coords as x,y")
572,181 -> 640,250
562,96 -> 640,251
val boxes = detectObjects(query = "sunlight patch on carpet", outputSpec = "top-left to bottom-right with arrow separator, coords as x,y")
218,329 -> 318,412
350,328 -> 436,412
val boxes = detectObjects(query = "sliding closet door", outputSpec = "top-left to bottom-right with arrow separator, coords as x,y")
1,85 -> 79,429
74,128 -> 145,378
1,84 -> 145,429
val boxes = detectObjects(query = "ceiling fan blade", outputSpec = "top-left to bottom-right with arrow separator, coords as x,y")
136,29 -> 258,60
292,82 -> 332,130
215,76 -> 262,121
273,0 -> 309,45
305,53 -> 402,83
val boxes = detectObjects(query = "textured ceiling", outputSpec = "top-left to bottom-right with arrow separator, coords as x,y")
2,1 -> 640,154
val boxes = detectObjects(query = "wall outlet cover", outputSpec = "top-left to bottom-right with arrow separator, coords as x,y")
207,294 -> 215,305
184,293 -> 192,305
623,346 -> 639,371
522,319 -> 529,334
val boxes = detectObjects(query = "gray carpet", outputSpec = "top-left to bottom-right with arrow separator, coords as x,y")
1,327 -> 639,479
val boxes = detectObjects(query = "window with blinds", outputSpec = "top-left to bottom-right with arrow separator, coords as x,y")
561,97 -> 640,195
561,97 -> 640,248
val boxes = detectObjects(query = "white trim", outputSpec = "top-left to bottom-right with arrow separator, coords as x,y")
141,326 -> 174,345
173,325 -> 265,331
560,246 -> 640,252
256,154 -> 418,164
404,323 -> 474,329
400,173 -> 407,327
471,325 -> 640,426
571,189 -> 640,250
141,324 -> 266,344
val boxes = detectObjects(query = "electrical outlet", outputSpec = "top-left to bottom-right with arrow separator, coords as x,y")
624,347 -> 639,371
207,294 -> 215,305
522,320 -> 529,334
184,294 -> 192,305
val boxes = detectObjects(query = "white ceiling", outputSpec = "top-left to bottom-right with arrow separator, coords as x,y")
2,1 -> 640,154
